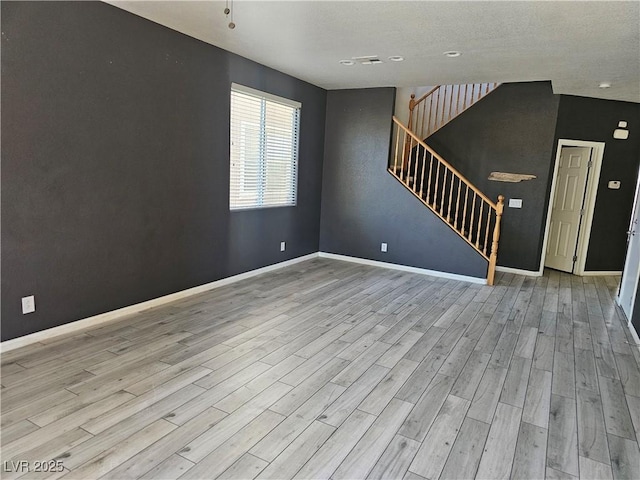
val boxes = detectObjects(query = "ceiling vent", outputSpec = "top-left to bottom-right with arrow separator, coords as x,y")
352,55 -> 383,65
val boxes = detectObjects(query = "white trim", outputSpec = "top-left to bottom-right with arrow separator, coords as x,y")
495,266 -> 542,277
629,322 -> 640,346
619,260 -> 640,327
615,299 -> 640,347
617,167 -> 640,329
1,253 -> 319,353
318,252 -> 486,285
540,139 -> 606,276
574,142 -> 605,276
619,266 -> 640,325
1,252 -> 491,352
580,271 -> 623,277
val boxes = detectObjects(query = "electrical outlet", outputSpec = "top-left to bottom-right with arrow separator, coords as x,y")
381,243 -> 388,252
280,241 -> 286,252
22,295 -> 35,314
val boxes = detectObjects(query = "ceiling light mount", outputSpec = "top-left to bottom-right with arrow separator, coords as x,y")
224,0 -> 235,29
339,55 -> 404,66
352,55 -> 383,65
443,51 -> 461,58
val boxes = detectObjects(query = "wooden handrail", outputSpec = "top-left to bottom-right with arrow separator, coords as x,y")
411,86 -> 439,108
390,116 -> 504,285
394,117 -> 497,208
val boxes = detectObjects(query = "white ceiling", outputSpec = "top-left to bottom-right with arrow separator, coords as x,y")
107,1 -> 640,103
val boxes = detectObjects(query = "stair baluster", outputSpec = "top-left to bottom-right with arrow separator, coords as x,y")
389,116 -> 504,285
408,83 -> 501,141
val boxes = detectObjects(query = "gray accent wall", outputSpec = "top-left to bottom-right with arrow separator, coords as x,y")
319,88 -> 488,279
428,82 -> 640,273
554,95 -> 640,272
3,2 -> 638,343
428,82 -> 561,272
1,1 -> 326,341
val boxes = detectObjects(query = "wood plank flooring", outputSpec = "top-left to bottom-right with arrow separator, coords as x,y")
2,258 -> 640,479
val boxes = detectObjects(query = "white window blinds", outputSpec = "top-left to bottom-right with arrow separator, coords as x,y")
230,83 -> 300,210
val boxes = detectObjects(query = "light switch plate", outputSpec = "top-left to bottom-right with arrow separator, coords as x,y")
508,198 -> 523,208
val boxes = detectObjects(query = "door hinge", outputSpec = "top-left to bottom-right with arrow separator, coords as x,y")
573,255 -> 578,262
588,160 -> 593,167
580,208 -> 585,216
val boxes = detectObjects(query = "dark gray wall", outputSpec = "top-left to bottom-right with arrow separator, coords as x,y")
1,1 -> 326,341
428,83 -> 640,273
319,88 -> 488,279
554,95 -> 640,272
428,82 -> 561,271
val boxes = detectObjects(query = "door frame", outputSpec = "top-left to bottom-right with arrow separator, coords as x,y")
540,139 -> 605,275
617,169 -> 640,335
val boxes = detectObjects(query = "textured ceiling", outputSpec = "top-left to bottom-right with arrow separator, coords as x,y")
106,1 -> 640,103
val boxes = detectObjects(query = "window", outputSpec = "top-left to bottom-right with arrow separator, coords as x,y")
230,83 -> 300,210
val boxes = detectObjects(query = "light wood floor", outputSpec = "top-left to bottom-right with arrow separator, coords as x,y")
2,258 -> 640,480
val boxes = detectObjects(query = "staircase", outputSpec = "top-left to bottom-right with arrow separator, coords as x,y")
390,83 -> 504,285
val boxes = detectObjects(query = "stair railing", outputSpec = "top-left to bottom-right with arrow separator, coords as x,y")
407,83 -> 501,141
391,116 -> 504,285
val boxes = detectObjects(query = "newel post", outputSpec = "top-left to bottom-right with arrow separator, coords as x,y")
407,94 -> 416,132
403,94 -> 417,171
487,195 -> 505,286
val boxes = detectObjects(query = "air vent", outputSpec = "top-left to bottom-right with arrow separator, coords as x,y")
352,56 -> 383,65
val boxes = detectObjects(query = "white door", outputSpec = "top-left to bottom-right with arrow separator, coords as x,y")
619,175 -> 640,320
545,147 -> 592,273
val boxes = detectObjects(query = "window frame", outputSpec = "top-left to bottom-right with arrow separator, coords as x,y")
229,83 -> 301,211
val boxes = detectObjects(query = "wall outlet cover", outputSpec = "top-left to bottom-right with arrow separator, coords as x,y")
381,243 -> 388,252
613,129 -> 629,140
280,241 -> 286,252
22,295 -> 35,314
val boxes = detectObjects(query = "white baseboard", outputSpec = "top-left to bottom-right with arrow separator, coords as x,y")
1,251 -> 491,352
614,299 -> 639,347
496,266 -> 543,277
580,271 -> 623,276
1,253 -> 319,353
497,266 -> 621,278
629,323 -> 640,346
318,252 -> 486,285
